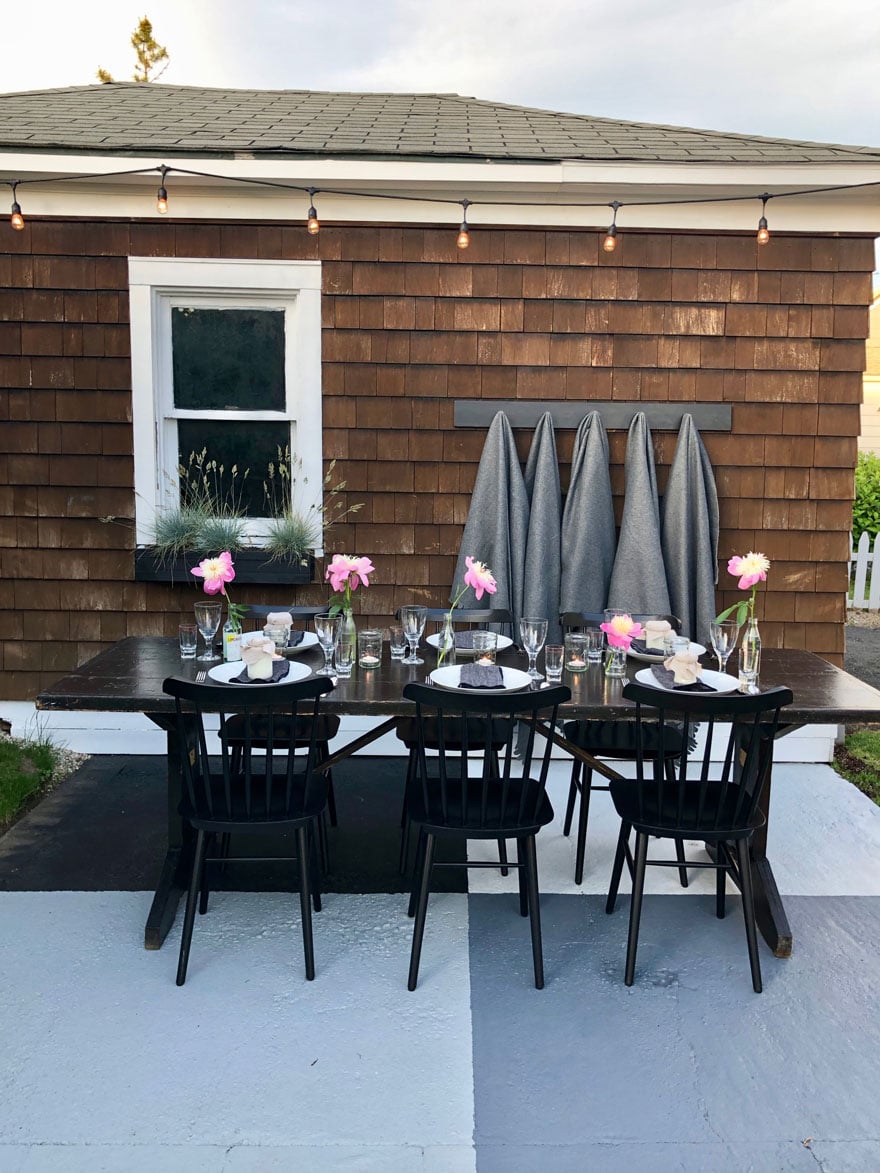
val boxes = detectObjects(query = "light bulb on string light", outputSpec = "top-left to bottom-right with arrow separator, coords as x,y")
756,193 -> 770,245
306,188 -> 320,235
10,183 -> 24,231
456,199 -> 471,249
156,167 -> 169,215
603,201 -> 621,253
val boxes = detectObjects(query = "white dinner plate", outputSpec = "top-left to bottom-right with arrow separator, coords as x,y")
635,667 -> 740,695
628,641 -> 706,664
426,631 -> 514,657
429,665 -> 533,694
207,659 -> 313,686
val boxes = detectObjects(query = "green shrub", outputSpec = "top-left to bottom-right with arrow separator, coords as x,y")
853,451 -> 880,544
0,738 -> 58,826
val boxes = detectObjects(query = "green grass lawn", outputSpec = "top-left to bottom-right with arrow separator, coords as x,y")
0,737 -> 62,829
833,730 -> 880,806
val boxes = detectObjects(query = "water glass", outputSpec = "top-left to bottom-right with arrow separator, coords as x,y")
472,630 -> 497,665
388,624 -> 407,659
519,616 -> 548,680
314,613 -> 340,677
358,629 -> 382,668
564,632 -> 588,671
193,601 -> 222,662
178,623 -> 198,659
544,644 -> 564,681
334,633 -> 356,678
583,628 -> 604,663
400,605 -> 428,665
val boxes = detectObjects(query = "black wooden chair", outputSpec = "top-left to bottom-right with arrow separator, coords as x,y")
395,607 -> 515,875
162,673 -> 335,986
559,610 -> 691,886
606,680 -> 793,992
402,680 -> 570,990
228,605 -> 340,830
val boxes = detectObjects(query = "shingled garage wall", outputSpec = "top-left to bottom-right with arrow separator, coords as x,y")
0,218 -> 872,699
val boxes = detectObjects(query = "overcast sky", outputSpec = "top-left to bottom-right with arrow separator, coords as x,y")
4,0 -> 879,148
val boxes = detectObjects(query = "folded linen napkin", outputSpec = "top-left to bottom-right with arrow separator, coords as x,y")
629,638 -> 664,658
232,659 -> 291,685
454,630 -> 476,650
287,629 -> 305,647
650,664 -> 715,692
458,663 -> 505,689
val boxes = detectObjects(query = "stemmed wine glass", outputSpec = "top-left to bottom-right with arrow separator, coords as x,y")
313,614 -> 340,676
400,606 -> 428,665
709,619 -> 741,675
193,601 -> 222,662
519,616 -> 548,680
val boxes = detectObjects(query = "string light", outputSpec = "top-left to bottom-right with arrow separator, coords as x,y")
306,187 -> 320,235
456,199 -> 471,249
6,161 -> 880,240
9,182 -> 24,231
602,201 -> 620,252
156,166 -> 168,215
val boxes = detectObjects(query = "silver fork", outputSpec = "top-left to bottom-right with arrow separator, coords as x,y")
195,670 -> 207,683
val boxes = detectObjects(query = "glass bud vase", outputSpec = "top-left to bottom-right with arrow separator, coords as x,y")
222,616 -> 242,662
740,616 -> 762,688
339,607 -> 357,645
436,614 -> 457,668
604,644 -> 627,678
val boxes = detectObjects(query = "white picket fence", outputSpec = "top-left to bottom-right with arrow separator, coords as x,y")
849,531 -> 880,609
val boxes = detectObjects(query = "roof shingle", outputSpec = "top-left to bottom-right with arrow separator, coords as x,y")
1,83 -> 878,164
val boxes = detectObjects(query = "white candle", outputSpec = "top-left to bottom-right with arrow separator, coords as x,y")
567,656 -> 586,670
360,654 -> 380,667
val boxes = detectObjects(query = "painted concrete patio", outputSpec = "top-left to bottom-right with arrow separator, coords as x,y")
1,758 -> 879,1171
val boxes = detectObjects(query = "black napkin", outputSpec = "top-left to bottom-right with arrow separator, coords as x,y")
287,629 -> 305,648
454,630 -> 476,650
629,638 -> 664,658
459,663 -> 505,689
232,660 -> 291,685
650,664 -> 715,692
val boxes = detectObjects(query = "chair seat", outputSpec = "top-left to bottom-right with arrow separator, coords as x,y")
609,778 -> 764,841
181,769 -> 328,832
222,712 -> 340,748
563,718 -> 691,757
405,774 -> 554,837
396,715 -> 509,751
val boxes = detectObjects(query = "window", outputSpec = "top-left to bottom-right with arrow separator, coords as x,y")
128,257 -> 322,546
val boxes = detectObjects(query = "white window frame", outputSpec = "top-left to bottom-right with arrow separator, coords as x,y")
128,257 -> 322,547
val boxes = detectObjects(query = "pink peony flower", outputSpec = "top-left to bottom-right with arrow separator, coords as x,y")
191,551 -> 235,596
600,614 -> 643,649
727,552 -> 770,591
463,556 -> 497,601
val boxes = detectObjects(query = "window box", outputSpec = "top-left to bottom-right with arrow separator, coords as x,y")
134,548 -> 315,586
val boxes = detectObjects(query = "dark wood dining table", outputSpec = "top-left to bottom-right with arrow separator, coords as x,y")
37,636 -> 880,959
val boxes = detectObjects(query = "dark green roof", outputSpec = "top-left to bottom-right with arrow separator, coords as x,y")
1,83 -> 878,164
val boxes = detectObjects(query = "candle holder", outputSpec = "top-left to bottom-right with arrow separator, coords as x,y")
358,629 -> 382,669
564,632 -> 588,672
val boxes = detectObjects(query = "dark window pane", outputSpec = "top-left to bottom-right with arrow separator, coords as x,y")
172,308 -> 285,411
178,420 -> 290,518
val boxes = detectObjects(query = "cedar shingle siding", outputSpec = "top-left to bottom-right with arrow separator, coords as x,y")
0,218 -> 872,698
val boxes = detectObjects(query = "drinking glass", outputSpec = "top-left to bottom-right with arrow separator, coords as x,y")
472,630 -> 498,665
400,606 -> 427,665
544,644 -> 564,681
583,628 -> 604,663
314,613 -> 340,676
519,616 -> 548,680
334,632 -> 356,678
709,619 -> 740,674
178,623 -> 198,659
388,624 -> 407,660
193,602 -> 222,662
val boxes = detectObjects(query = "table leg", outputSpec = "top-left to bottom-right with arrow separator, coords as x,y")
749,766 -> 792,959
143,714 -> 194,950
